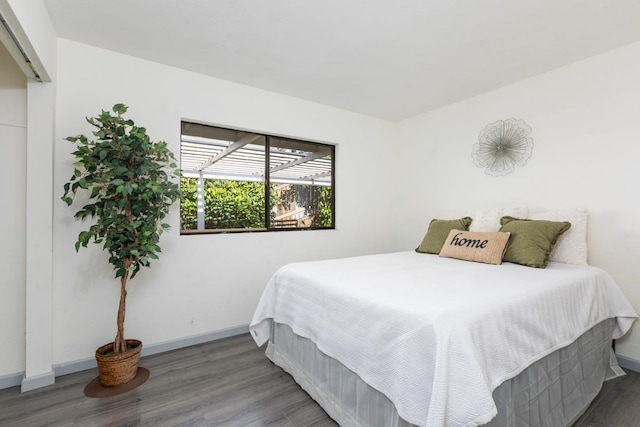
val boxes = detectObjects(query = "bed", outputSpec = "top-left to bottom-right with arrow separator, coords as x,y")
250,250 -> 637,427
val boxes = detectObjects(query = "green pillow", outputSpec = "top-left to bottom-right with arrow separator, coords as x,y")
416,217 -> 473,254
499,216 -> 571,268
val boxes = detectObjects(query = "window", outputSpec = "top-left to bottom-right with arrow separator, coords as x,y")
180,122 -> 335,233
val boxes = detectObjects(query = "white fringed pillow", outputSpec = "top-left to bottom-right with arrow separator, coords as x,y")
528,208 -> 588,266
439,206 -> 529,232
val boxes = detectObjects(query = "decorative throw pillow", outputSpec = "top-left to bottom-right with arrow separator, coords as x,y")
439,206 -> 528,232
439,230 -> 511,265
499,216 -> 571,268
416,217 -> 473,254
528,208 -> 588,266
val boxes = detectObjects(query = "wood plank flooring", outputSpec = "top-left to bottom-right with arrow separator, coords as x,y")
0,333 -> 637,426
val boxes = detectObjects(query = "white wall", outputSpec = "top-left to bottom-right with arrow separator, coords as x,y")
396,41 -> 640,359
52,39 -> 399,365
0,41 -> 27,377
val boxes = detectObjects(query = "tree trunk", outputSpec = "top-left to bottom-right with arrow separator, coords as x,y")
113,258 -> 131,353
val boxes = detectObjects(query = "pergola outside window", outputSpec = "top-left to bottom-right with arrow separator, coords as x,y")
180,122 -> 335,233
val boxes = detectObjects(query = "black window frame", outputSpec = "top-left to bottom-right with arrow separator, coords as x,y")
180,121 -> 335,235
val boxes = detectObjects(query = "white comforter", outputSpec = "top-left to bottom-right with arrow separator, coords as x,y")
250,252 -> 637,427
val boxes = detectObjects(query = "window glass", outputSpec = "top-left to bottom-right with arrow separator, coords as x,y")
180,122 -> 334,233
269,137 -> 333,229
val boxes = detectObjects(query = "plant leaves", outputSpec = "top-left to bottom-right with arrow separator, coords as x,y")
60,103 -> 181,280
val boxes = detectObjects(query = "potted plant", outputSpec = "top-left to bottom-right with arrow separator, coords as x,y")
62,104 -> 180,388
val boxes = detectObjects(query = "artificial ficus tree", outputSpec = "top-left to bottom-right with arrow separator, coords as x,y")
62,104 -> 181,354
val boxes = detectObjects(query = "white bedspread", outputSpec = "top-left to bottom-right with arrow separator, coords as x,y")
250,252 -> 637,427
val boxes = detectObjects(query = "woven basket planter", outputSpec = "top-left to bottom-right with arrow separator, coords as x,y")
95,339 -> 143,387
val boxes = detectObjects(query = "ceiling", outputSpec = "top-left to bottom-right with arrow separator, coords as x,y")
43,0 -> 640,121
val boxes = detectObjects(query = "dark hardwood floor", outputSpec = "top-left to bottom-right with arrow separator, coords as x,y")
0,333 -> 637,426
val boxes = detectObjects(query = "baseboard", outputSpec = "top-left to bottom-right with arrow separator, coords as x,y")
2,324 -> 250,392
0,372 -> 24,390
55,323 -> 250,377
53,356 -> 97,377
21,371 -> 55,392
617,354 -> 640,373
141,323 -> 250,357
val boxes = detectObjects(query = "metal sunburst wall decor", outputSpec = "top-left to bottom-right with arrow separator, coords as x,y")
472,118 -> 533,176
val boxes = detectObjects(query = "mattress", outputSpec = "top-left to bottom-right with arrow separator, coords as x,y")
266,319 -> 621,427
251,252 -> 637,426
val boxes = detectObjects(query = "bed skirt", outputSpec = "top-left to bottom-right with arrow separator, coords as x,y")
265,319 -> 622,427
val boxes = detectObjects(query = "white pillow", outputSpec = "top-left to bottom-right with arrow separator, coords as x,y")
469,206 -> 528,232
439,206 -> 528,232
528,208 -> 588,266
